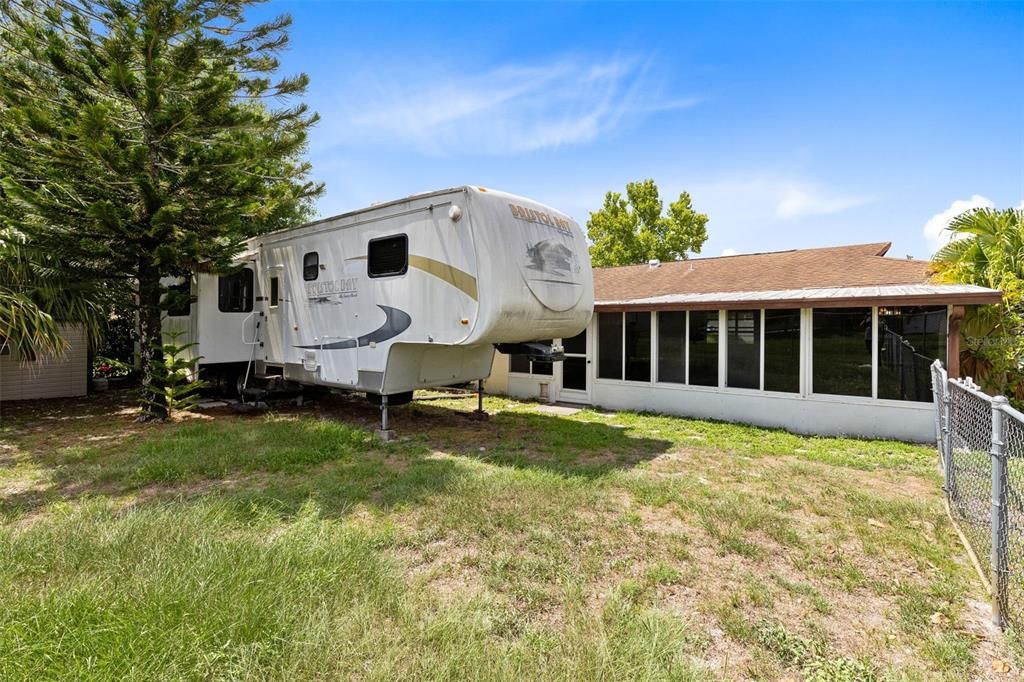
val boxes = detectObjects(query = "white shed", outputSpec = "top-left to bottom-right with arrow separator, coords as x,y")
0,324 -> 89,401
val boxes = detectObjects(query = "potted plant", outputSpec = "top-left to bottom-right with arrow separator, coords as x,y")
92,356 -> 131,391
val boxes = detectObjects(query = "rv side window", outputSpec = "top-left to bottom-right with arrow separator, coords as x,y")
367,234 -> 408,278
165,279 -> 191,317
217,269 -> 254,313
303,252 -> 319,281
269,277 -> 280,307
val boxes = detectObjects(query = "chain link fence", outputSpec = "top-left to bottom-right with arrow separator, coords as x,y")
931,360 -> 1024,629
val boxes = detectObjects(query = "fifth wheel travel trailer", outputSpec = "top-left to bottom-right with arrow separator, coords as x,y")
163,186 -> 594,433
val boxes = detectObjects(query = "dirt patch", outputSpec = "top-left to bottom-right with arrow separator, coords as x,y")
398,537 -> 488,605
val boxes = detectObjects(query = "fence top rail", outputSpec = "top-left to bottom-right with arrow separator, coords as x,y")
1001,401 -> 1024,424
949,377 -> 995,404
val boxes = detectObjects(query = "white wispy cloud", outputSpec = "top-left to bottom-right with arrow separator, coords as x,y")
720,247 -> 738,256
318,56 -> 700,156
774,184 -> 872,220
922,195 -> 994,251
685,175 -> 873,223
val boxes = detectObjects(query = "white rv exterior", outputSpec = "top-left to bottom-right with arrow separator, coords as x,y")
164,186 -> 593,399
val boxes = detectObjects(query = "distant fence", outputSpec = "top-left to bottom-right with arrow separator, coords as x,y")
931,360 -> 1024,629
881,328 -> 934,402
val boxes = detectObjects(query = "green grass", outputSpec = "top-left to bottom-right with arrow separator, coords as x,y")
0,390 -> 1012,680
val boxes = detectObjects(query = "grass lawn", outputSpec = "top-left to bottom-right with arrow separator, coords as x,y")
0,390 -> 1015,680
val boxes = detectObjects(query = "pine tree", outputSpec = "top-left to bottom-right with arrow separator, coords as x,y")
0,0 -> 322,419
149,328 -> 205,415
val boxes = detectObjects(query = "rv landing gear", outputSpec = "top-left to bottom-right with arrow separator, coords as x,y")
375,394 -> 397,442
469,379 -> 489,421
366,392 -> 410,441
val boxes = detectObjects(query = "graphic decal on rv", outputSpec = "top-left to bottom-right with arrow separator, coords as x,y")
306,277 -> 358,302
508,203 -> 574,236
526,240 -> 580,277
346,254 -> 478,301
294,305 -> 411,350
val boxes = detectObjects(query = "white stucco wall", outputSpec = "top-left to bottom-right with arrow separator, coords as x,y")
485,352 -> 510,395
500,369 -> 934,442
586,381 -> 934,442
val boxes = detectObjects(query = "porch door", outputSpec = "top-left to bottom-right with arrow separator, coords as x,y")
558,328 -> 591,404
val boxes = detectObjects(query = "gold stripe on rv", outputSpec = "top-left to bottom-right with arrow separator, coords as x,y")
346,255 -> 479,302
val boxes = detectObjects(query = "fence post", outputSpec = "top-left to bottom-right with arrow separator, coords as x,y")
991,395 -> 1010,628
942,387 -> 954,494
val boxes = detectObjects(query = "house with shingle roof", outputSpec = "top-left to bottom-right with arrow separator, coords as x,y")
488,242 -> 1001,442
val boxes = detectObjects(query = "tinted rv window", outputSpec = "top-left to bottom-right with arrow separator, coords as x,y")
269,277 -> 280,307
303,252 -> 319,281
165,279 -> 191,317
218,269 -> 254,313
368,235 -> 408,278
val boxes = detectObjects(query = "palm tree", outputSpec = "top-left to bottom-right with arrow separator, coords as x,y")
0,225 -> 103,360
932,207 -> 1024,399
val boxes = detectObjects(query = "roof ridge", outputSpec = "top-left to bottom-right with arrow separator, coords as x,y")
595,242 -> 895,270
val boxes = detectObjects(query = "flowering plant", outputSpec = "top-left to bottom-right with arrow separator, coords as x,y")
92,356 -> 131,379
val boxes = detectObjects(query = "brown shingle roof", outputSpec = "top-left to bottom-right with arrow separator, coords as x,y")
596,242 -> 925,299
594,242 -> 1000,309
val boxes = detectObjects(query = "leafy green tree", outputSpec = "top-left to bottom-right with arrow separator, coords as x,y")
586,179 -> 709,267
932,207 -> 1024,401
0,0 -> 322,419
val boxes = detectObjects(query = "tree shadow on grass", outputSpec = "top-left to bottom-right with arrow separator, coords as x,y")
1,391 -> 673,523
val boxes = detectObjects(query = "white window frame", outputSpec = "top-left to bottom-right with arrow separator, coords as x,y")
653,310 -> 688,386
722,308 -> 763,392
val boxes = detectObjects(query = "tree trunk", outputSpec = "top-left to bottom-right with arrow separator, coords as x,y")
137,260 -> 168,420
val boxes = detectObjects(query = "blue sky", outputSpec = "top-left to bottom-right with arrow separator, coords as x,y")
252,1 -> 1023,259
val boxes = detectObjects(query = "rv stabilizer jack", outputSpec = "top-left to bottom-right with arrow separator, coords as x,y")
376,394 -> 397,442
470,379 -> 488,421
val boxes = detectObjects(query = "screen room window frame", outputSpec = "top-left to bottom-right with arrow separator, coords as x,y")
876,305 -> 947,403
724,309 -> 761,390
809,306 -> 875,399
508,339 -> 554,377
367,234 -> 409,279
596,311 -> 652,383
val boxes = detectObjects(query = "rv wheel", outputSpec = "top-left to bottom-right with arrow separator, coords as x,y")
365,391 -> 414,407
205,368 -> 240,398
234,370 -> 250,398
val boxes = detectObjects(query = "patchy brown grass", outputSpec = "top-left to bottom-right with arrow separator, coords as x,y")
0,389 -> 1016,680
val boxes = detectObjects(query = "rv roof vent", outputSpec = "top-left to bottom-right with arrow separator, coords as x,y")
648,259 -> 660,268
